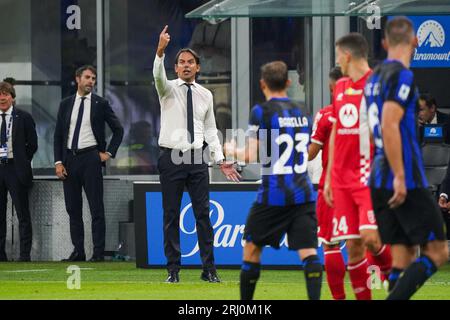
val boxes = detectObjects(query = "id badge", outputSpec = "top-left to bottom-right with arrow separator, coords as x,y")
0,147 -> 8,159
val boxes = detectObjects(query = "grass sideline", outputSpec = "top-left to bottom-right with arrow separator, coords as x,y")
0,262 -> 449,300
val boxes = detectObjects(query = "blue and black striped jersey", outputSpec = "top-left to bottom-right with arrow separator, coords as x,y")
364,59 -> 428,190
247,97 -> 316,206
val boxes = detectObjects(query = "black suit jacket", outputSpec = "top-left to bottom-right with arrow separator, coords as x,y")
10,108 -> 38,187
53,93 -> 124,165
436,110 -> 450,144
436,110 -> 450,125
437,111 -> 450,195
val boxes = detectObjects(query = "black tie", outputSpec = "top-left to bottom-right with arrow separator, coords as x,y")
71,97 -> 86,150
0,113 -> 6,146
184,83 -> 194,143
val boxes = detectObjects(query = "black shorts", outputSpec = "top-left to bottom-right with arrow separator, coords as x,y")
243,201 -> 318,250
370,188 -> 446,246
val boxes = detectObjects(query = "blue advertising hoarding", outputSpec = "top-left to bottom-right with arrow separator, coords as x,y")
142,188 -> 347,267
408,16 -> 450,68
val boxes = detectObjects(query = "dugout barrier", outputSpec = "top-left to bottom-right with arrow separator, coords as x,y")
4,177 -> 143,261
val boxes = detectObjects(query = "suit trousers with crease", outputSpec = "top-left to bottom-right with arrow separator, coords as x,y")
158,148 -> 215,272
0,162 -> 32,259
63,149 -> 105,256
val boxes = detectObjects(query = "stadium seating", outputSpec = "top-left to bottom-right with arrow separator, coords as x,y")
422,143 -> 450,195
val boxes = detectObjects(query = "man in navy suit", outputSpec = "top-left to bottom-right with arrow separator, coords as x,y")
0,81 -> 38,262
54,65 -> 123,262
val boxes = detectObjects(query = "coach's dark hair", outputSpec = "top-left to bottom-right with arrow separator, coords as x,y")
174,48 -> 200,65
75,65 -> 97,78
336,33 -> 369,60
329,66 -> 343,82
260,61 -> 288,91
0,81 -> 16,99
385,16 -> 414,46
419,93 -> 437,109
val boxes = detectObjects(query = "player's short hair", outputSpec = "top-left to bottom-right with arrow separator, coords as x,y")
385,16 -> 414,46
329,66 -> 343,82
260,61 -> 288,91
175,48 -> 200,65
75,65 -> 97,78
335,33 -> 369,60
419,93 -> 437,109
0,81 -> 16,99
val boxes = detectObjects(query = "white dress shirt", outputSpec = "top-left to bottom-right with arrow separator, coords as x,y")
67,93 -> 97,149
430,112 -> 438,124
0,106 -> 14,158
153,54 -> 224,163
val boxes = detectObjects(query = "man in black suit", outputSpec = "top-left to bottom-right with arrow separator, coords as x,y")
54,65 -> 123,262
418,94 -> 450,144
0,81 -> 38,262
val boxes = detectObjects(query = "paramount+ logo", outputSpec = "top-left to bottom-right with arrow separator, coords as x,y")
411,16 -> 450,67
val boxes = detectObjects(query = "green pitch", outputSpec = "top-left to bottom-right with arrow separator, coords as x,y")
0,262 -> 449,300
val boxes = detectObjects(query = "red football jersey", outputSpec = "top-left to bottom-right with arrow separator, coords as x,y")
311,105 -> 335,189
331,70 -> 373,189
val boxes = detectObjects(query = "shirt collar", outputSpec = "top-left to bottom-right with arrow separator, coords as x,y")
385,59 -> 404,66
1,106 -> 13,115
352,69 -> 372,87
176,78 -> 197,88
269,97 -> 290,101
76,92 -> 92,101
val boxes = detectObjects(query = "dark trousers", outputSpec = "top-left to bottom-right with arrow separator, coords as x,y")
63,149 -> 105,257
0,162 -> 32,260
158,148 -> 215,272
443,212 -> 450,240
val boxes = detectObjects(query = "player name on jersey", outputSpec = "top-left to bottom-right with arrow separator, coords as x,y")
278,116 -> 309,128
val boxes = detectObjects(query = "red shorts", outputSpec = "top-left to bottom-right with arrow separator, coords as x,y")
331,186 -> 377,242
317,189 -> 337,245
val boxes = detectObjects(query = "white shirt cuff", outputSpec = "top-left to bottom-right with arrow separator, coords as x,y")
440,193 -> 448,200
211,151 -> 225,163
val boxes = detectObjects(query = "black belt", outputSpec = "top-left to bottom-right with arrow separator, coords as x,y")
67,145 -> 98,156
0,158 -> 13,165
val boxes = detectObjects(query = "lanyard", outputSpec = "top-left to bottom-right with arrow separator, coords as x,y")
1,112 -> 13,147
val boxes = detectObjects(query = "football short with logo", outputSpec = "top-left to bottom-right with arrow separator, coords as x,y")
243,201 -> 318,250
317,189 -> 337,245
330,186 -> 377,242
371,188 -> 446,245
